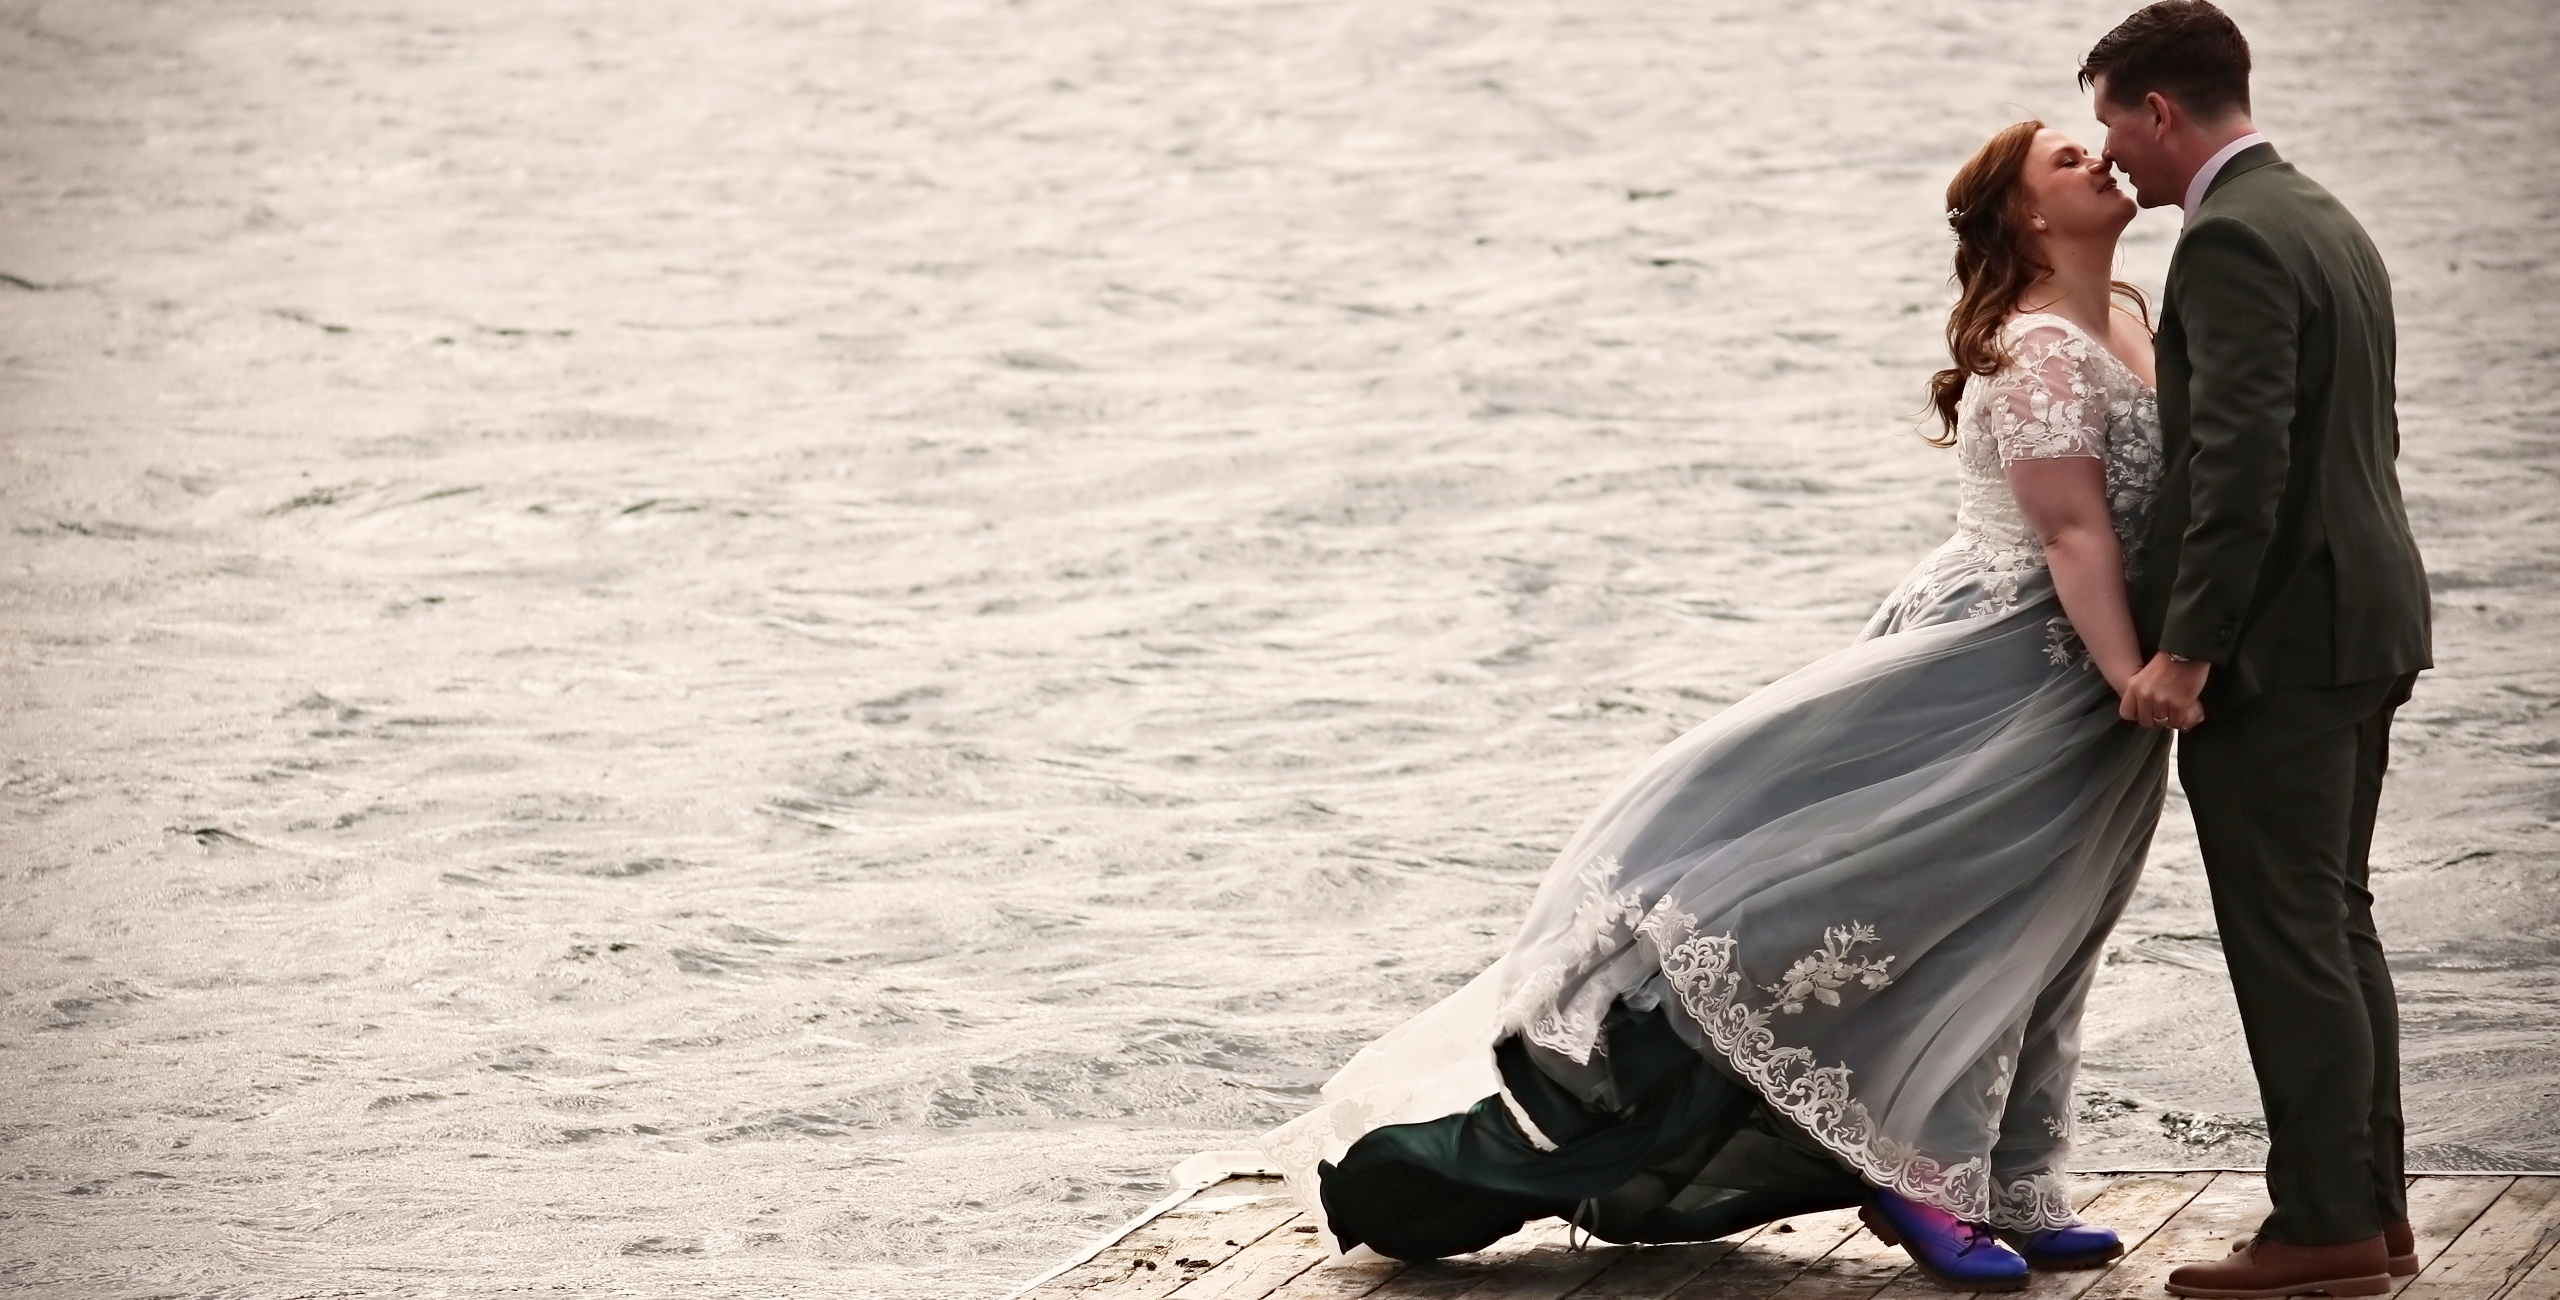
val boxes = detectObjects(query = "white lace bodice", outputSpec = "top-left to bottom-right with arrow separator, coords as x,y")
1868,314 -> 2162,635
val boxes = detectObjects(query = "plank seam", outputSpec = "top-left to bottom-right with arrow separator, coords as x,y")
1243,1250 -> 1327,1300
1006,1176 -> 1286,1299
2410,1174 -> 2514,1290
2061,1170 -> 2220,1300
1555,1222 -> 1778,1299
2481,1213 -> 2560,1300
1162,1212 -> 1321,1300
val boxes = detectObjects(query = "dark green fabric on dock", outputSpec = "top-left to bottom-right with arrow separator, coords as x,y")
1317,1003 -> 1866,1261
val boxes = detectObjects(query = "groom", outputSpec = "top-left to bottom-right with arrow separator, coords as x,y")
2084,2 -> 2431,1296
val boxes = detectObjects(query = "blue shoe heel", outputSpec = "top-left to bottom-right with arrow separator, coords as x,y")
1999,1221 -> 2125,1270
1861,1192 -> 2030,1292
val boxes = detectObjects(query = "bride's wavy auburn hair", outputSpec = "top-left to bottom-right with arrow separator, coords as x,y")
1925,120 -> 2148,444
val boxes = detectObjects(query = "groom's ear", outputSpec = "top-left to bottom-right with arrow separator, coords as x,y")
2142,90 -> 2179,138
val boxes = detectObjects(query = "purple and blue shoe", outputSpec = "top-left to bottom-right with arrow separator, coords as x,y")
1999,1220 -> 2126,1270
1859,1191 -> 2030,1292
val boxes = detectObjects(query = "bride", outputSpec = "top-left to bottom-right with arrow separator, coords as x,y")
1257,121 -> 2174,1292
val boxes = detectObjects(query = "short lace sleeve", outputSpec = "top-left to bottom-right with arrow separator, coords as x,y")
1980,321 -> 2108,464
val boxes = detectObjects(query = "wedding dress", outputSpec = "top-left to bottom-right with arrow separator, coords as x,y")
1257,314 -> 2169,1258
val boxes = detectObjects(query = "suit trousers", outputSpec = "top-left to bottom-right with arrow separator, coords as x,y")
2178,672 -> 2418,1245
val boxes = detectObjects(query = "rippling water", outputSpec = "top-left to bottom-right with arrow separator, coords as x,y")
3,0 -> 2555,1295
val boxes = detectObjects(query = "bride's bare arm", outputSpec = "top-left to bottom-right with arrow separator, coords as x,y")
2006,457 -> 2146,696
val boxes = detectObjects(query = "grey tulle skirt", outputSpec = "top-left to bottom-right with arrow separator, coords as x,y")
1261,566 -> 2169,1240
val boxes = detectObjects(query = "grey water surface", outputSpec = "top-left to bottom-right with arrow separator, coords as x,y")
3,0 -> 2555,1295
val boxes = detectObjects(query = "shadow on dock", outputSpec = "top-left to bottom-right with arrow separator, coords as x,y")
1017,1172 -> 2560,1299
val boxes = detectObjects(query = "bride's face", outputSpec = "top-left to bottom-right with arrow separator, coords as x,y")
2018,128 -> 2136,242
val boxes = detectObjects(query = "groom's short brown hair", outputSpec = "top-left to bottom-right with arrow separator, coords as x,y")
2079,0 -> 2252,120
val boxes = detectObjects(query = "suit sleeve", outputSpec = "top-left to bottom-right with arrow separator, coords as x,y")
2162,216 -> 2300,663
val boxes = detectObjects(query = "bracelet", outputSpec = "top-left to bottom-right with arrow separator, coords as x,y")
2166,653 -> 2193,663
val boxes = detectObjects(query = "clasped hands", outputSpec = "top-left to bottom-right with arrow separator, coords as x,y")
2117,651 -> 2209,732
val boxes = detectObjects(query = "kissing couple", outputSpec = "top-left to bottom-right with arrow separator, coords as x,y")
1255,3 -> 2431,1296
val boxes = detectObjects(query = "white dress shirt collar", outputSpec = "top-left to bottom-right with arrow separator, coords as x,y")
2183,132 -> 2269,217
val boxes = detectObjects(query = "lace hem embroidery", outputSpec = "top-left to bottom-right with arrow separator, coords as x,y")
1632,901 -> 2002,1220
1990,1170 -> 2080,1232
1501,854 -> 1646,1064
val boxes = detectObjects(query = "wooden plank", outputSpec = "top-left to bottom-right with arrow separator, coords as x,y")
1261,1248 -> 1406,1300
1760,1212 -> 1911,1300
1666,1209 -> 1867,1298
1449,1222 -> 1637,1300
2395,1174 -> 2515,1289
2001,1173 -> 2212,1300
2076,1173 -> 2268,1300
2491,1196 -> 2560,1300
1168,1212 -> 1327,1300
1264,1218 -> 1609,1300
1559,1229 -> 1777,1300
2406,1178 -> 2560,1300
1366,1221 -> 1623,1299
1025,1178 -> 1303,1299
1866,1171 -> 2212,1300
1065,1173 -> 2559,1300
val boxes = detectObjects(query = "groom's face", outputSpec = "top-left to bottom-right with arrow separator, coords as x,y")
2090,77 -> 2176,209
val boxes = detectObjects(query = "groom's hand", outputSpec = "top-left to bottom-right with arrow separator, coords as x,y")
2120,652 -> 2210,731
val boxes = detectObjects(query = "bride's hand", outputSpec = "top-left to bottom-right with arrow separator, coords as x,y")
2098,657 -> 2140,698
2119,652 -> 2209,731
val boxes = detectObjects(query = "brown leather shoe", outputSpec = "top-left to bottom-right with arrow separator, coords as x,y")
2228,1221 -> 2417,1279
2163,1232 -> 2391,1298
2383,1219 -> 2417,1276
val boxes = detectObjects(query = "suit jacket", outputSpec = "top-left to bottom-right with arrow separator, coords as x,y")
2132,142 -> 2431,704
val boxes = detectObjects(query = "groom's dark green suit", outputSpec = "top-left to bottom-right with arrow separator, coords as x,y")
2134,142 -> 2431,1247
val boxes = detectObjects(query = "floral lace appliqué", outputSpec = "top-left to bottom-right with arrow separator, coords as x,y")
2043,616 -> 2089,668
1762,923 -> 1896,1013
1981,325 -> 2109,464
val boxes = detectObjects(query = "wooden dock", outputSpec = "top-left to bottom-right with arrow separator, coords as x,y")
1017,1173 -> 2560,1300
